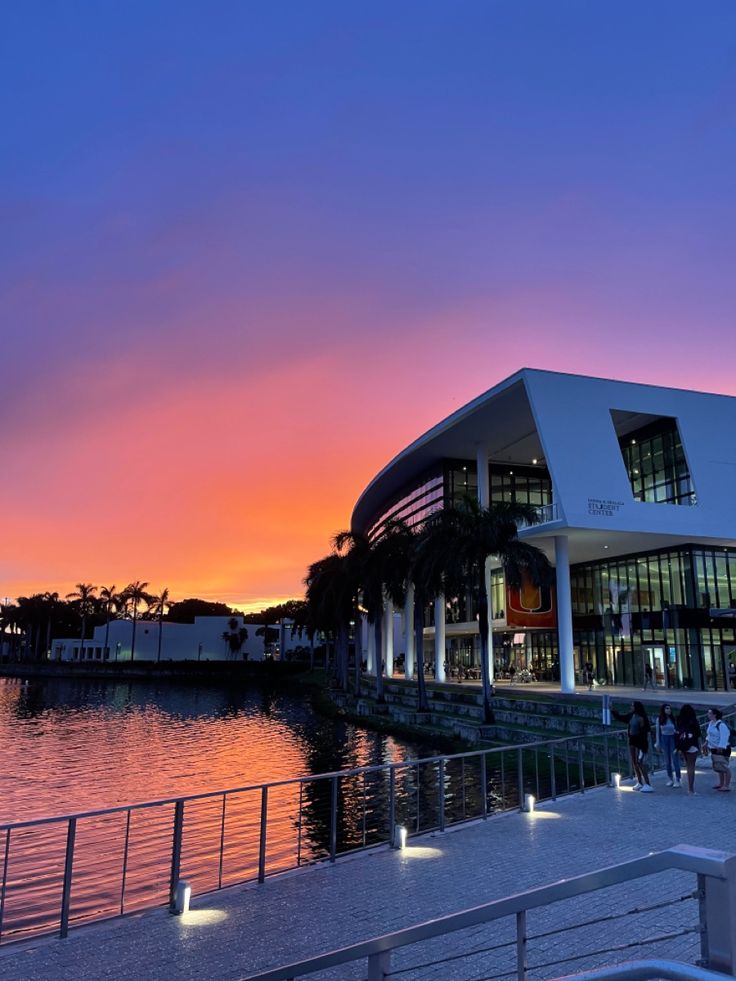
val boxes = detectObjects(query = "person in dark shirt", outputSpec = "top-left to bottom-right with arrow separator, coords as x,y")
613,700 -> 653,792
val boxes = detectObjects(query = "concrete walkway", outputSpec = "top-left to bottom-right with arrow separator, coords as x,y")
405,674 -> 736,708
0,754 -> 732,981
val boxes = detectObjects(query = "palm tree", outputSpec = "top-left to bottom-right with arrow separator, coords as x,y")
99,585 -> 121,661
149,587 -> 172,662
65,583 -> 98,662
304,554 -> 356,691
334,522 -> 417,702
421,498 -> 552,723
121,581 -> 152,662
222,616 -> 249,660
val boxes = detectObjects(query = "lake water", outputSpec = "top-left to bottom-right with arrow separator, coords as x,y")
0,676 -> 441,823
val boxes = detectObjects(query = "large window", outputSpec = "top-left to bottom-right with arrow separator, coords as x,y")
367,469 -> 444,539
446,461 -> 552,509
612,414 -> 696,505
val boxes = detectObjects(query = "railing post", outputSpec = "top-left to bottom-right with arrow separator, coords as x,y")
60,817 -> 77,938
0,828 -> 11,942
120,809 -> 131,914
438,759 -> 445,832
258,786 -> 268,883
367,950 -> 392,980
516,909 -> 528,981
549,747 -> 556,801
517,748 -> 524,812
388,767 -> 396,846
329,776 -> 338,862
578,741 -> 585,793
604,731 -> 611,787
168,801 -> 184,909
480,752 -> 488,818
218,794 -> 227,888
699,858 -> 736,973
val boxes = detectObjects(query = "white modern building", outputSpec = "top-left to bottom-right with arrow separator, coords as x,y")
52,616 -> 309,663
351,369 -> 736,693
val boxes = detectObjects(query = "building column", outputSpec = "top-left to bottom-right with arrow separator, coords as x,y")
434,594 -> 446,682
404,584 -> 415,679
366,617 -> 375,674
384,598 -> 394,677
555,535 -> 576,694
476,442 -> 494,682
354,616 -> 362,673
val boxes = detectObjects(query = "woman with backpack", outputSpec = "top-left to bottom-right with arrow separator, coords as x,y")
705,707 -> 732,792
655,703 -> 682,787
613,700 -> 653,792
676,703 -> 703,795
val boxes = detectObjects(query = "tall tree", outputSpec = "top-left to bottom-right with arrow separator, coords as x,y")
121,581 -> 152,662
149,587 -> 172,662
422,498 -> 552,723
65,583 -> 98,662
304,554 -> 356,691
333,522 -> 415,701
99,585 -> 122,661
222,616 -> 249,660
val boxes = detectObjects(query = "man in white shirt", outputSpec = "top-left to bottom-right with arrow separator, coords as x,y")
706,708 -> 732,792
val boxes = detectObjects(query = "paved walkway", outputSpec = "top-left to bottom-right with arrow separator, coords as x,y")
408,675 -> 736,708
0,755 -> 732,981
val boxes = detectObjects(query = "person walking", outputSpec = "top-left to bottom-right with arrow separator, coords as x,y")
585,659 -> 594,690
655,703 -> 681,787
643,663 -> 655,690
676,703 -> 703,795
613,700 -> 654,792
705,707 -> 732,792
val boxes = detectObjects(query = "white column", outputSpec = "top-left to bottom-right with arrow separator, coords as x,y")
354,616 -> 362,672
476,442 -> 490,508
367,617 -> 375,674
384,598 -> 394,677
404,584 -> 415,679
555,535 -> 576,694
434,594 -> 446,682
476,442 -> 494,682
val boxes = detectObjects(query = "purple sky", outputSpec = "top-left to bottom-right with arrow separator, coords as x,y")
3,2 -> 736,608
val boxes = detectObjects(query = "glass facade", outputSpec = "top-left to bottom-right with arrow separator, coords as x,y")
366,459 -> 552,540
616,417 -> 696,506
446,461 -> 552,509
421,544 -> 736,693
570,545 -> 736,691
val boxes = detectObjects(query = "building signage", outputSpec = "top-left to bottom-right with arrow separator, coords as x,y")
506,573 -> 557,629
587,498 -> 625,518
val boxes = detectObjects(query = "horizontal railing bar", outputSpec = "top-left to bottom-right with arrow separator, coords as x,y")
550,958 -> 729,981
241,845 -> 734,981
0,731 -> 628,832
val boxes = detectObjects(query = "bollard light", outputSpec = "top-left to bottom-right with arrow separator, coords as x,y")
173,880 -> 191,915
524,794 -> 535,813
612,772 -> 621,789
394,825 -> 407,850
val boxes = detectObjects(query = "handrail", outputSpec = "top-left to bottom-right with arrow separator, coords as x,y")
241,845 -> 736,980
552,960 -> 730,981
0,728 -> 626,833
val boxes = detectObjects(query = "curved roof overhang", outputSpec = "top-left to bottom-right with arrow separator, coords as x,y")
352,369 -> 545,532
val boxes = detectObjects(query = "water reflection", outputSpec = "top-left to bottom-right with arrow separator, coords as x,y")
0,677 -> 441,824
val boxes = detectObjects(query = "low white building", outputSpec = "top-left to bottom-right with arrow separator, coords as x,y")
51,616 -> 309,663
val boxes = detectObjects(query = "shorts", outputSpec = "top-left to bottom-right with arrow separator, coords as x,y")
711,754 -> 730,774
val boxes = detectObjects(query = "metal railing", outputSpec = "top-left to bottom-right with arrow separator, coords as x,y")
0,707 -> 728,947
241,845 -> 736,980
0,728 -> 631,945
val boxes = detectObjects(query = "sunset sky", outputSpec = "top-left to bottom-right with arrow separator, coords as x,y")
3,3 -> 736,611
